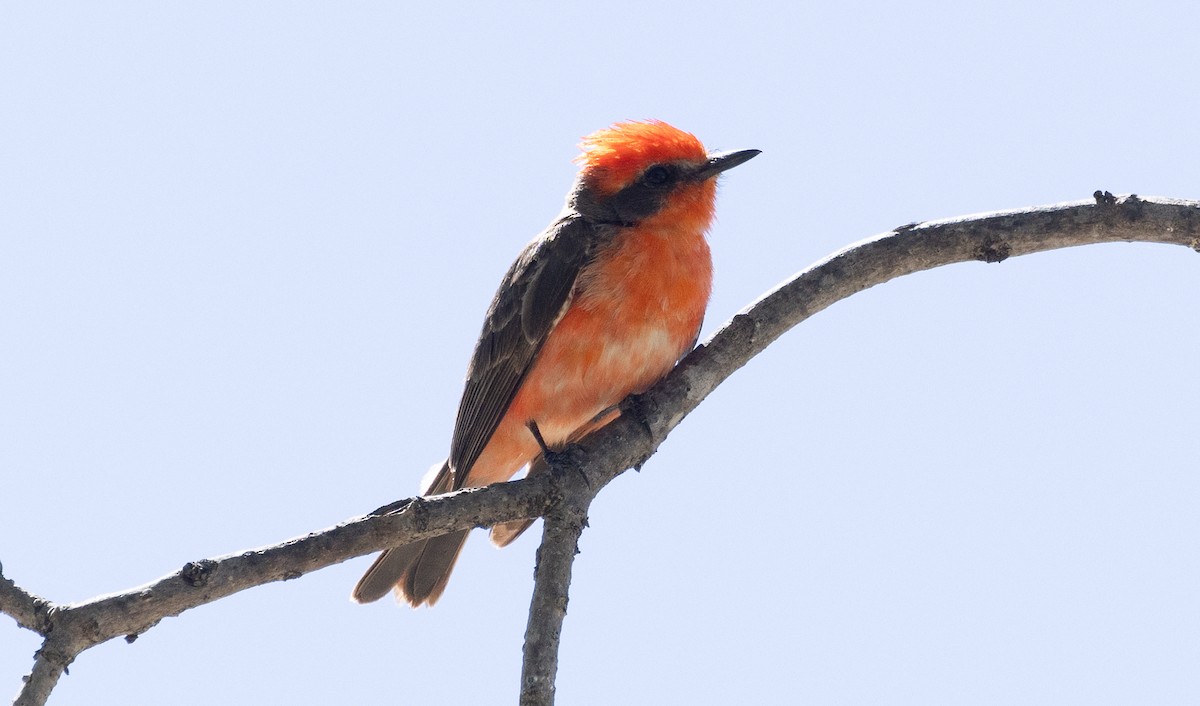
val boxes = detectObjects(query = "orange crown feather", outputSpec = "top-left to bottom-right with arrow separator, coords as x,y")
575,120 -> 708,194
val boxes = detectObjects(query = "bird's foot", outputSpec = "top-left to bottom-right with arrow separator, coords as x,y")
527,420 -> 590,488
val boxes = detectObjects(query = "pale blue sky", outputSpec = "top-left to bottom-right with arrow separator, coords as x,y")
3,2 -> 1198,704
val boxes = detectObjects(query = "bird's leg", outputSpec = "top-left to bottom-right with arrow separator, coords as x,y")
526,420 -> 590,488
526,419 -> 552,457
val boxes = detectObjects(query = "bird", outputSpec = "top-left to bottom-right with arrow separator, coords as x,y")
353,120 -> 759,607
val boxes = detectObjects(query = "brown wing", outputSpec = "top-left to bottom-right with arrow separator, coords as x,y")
445,214 -> 602,490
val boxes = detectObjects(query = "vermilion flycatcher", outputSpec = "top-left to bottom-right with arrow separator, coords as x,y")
353,120 -> 758,606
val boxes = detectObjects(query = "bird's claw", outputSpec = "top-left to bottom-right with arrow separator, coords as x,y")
527,420 -> 590,488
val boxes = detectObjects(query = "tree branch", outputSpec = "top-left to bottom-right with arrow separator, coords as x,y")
4,477 -> 556,706
504,193 -> 1200,704
2,194 -> 1196,706
577,195 -> 1200,489
520,468 -> 593,706
13,642 -> 70,706
0,566 -> 48,636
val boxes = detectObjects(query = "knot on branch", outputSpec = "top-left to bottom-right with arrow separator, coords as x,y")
1094,191 -> 1145,221
1120,193 -> 1145,220
180,560 -> 216,588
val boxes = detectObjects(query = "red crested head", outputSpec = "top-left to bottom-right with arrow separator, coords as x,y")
575,120 -> 708,195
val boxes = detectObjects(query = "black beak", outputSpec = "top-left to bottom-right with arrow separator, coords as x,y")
696,148 -> 761,180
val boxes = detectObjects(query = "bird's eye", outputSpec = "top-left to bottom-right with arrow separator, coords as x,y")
642,165 -> 673,186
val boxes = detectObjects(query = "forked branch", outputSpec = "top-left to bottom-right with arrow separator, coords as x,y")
6,194 -> 1198,706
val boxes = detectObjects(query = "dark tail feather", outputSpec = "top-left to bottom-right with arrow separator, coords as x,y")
352,529 -> 470,606
352,460 -> 469,607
